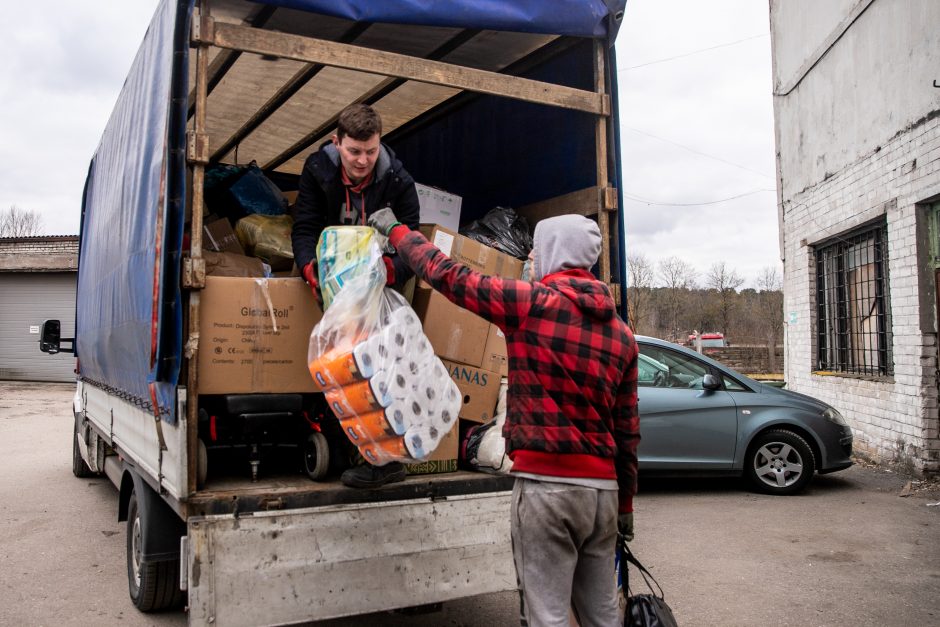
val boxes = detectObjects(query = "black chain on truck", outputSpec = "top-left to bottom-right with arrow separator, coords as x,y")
80,377 -> 171,417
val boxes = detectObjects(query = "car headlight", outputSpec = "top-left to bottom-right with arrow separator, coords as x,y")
822,407 -> 847,426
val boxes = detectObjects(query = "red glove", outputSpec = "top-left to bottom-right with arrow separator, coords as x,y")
302,261 -> 324,307
382,256 -> 396,287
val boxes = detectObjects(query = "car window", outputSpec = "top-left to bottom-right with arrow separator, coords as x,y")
722,375 -> 748,391
638,345 -> 710,390
637,353 -> 669,387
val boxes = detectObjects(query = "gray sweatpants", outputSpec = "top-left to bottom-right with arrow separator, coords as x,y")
510,477 -> 620,627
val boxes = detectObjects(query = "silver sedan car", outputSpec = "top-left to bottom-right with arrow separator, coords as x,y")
635,336 -> 853,495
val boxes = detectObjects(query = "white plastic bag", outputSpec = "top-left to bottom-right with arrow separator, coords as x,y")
307,226 -> 462,465
466,377 -> 512,474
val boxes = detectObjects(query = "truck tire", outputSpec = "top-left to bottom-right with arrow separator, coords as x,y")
126,488 -> 183,611
72,416 -> 94,478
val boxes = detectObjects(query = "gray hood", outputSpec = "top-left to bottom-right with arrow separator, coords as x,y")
533,214 -> 601,280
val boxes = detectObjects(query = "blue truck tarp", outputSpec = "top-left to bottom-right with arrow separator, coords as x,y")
75,0 -> 626,423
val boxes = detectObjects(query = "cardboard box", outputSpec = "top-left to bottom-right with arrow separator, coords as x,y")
405,423 -> 458,475
203,250 -> 267,277
415,183 -> 462,232
204,217 -> 244,254
419,224 -> 524,280
198,276 -> 323,394
412,287 -> 490,367
442,359 -> 502,424
482,325 -> 508,375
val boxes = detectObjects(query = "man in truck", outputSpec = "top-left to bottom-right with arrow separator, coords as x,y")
291,103 -> 420,488
369,208 -> 640,626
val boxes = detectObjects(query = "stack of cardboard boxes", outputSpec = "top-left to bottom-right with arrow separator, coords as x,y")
407,224 -> 522,473
195,181 -> 521,477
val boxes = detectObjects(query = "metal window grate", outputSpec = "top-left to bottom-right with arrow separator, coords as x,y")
815,222 -> 893,376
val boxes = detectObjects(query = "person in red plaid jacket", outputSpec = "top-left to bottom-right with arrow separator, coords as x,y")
370,208 -> 639,627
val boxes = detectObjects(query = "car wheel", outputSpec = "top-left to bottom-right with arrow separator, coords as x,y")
745,429 -> 816,495
303,432 -> 330,480
72,416 -> 94,478
127,488 -> 183,611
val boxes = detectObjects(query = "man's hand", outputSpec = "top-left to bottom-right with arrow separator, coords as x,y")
382,256 -> 396,287
618,513 -> 634,542
367,207 -> 401,236
302,261 -> 324,308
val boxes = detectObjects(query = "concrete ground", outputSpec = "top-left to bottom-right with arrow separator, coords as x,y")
1,381 -> 938,626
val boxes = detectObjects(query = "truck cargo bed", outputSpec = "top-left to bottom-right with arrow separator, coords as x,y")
189,470 -> 513,516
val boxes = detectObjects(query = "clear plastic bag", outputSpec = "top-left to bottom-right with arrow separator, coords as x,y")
307,227 -> 462,465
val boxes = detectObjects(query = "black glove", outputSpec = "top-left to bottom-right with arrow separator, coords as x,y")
618,513 -> 634,542
367,207 -> 401,236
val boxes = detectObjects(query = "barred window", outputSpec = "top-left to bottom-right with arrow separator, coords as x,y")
815,221 -> 893,376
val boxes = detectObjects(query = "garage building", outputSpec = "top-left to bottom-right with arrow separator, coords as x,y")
0,236 -> 78,382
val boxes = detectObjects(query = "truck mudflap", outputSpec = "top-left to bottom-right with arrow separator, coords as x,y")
186,491 -> 515,626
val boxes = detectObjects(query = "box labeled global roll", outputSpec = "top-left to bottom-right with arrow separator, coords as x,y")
198,276 -> 323,393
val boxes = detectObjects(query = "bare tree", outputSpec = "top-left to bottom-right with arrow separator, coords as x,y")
0,205 -> 43,237
658,256 -> 697,343
626,252 -> 654,333
756,266 -> 784,371
706,261 -> 744,338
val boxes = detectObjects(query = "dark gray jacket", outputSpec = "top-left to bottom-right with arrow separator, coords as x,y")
290,141 -> 420,287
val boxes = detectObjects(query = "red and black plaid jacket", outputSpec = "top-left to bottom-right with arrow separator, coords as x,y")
390,226 -> 640,512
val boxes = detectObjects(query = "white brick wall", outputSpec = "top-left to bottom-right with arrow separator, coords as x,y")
781,114 -> 940,475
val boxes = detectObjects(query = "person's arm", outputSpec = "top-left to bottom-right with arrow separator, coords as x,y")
385,176 -> 421,288
613,336 -> 641,515
386,223 -> 533,330
290,154 -> 327,272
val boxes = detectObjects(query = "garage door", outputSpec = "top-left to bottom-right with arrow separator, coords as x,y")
0,273 -> 77,382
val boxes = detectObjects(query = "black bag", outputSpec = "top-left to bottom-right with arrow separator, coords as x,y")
620,540 -> 678,627
458,206 -> 533,259
204,161 -> 288,221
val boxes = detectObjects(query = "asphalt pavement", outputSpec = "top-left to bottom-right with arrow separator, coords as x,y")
1,381 -> 938,626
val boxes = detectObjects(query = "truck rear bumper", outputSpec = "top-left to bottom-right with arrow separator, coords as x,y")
186,490 -> 515,626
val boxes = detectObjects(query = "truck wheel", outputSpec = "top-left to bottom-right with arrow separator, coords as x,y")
303,432 -> 330,480
72,416 -> 94,478
126,488 -> 183,611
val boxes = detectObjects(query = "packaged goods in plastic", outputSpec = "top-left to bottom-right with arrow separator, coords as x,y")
235,213 -> 294,270
204,161 -> 289,220
308,227 -> 462,465
316,226 -> 375,310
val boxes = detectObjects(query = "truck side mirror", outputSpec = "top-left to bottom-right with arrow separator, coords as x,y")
39,319 -> 62,354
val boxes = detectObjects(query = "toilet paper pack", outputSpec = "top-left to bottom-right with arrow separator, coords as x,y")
307,230 -> 463,466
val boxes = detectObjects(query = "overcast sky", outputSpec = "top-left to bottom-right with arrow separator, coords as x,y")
1,0 -> 780,287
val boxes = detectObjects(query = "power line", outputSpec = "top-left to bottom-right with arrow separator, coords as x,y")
622,188 -> 776,207
622,126 -> 775,179
619,34 -> 768,71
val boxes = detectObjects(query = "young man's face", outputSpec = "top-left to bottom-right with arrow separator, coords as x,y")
333,132 -> 380,183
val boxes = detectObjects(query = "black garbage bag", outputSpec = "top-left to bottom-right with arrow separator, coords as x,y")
204,161 -> 288,221
459,206 -> 532,259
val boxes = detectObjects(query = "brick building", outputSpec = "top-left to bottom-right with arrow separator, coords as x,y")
770,0 -> 939,475
0,236 -> 79,382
